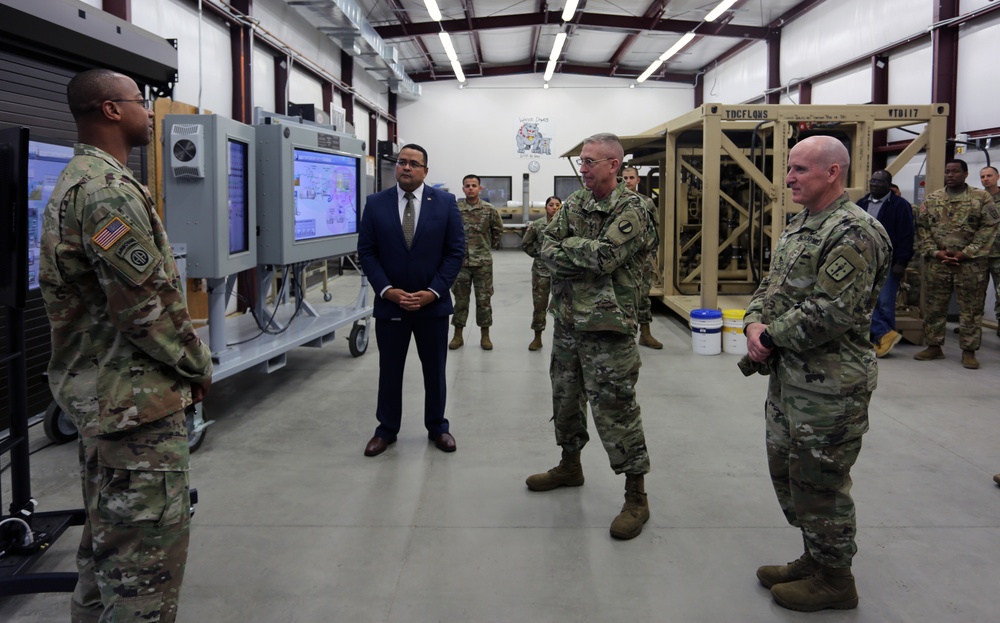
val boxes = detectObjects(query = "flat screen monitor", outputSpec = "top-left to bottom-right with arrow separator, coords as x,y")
26,140 -> 75,291
292,147 -> 359,242
228,138 -> 250,254
0,126 -> 29,308
255,122 -> 366,266
163,114 -> 257,278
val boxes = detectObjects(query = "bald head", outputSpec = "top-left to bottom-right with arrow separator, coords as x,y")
785,136 -> 851,213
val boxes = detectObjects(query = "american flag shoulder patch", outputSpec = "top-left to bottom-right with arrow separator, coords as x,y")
92,217 -> 131,250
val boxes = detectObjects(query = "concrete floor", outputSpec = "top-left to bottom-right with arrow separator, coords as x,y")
2,249 -> 1000,622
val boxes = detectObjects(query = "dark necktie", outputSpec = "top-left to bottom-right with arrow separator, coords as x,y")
403,192 -> 415,248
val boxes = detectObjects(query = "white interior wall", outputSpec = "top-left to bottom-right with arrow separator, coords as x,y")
810,66 -> 873,105
252,44 -> 276,115
132,0 -> 233,115
288,66 -> 323,111
397,74 -> 693,202
779,0 -> 932,87
955,10 -> 1000,134
886,43 -> 933,143
702,41 -> 767,104
253,0 -> 343,80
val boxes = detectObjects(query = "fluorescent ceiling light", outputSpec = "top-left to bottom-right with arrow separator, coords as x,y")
561,0 -> 579,22
544,58 -> 557,82
704,0 -> 738,23
424,0 -> 442,21
659,32 -> 696,62
451,59 -> 465,82
549,32 -> 567,61
636,60 -> 662,83
439,32 -> 458,62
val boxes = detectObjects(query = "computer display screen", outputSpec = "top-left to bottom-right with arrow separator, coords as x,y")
292,147 -> 359,242
27,140 -> 74,290
228,138 -> 250,254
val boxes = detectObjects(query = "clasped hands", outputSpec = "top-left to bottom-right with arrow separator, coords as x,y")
745,322 -> 774,363
386,287 -> 435,311
934,250 -> 968,266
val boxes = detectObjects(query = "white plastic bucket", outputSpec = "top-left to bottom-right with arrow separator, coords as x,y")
722,309 -> 747,355
690,309 -> 723,355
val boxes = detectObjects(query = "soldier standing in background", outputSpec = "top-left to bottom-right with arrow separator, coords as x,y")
521,195 -> 561,350
978,165 -> 1000,338
526,133 -> 654,540
913,159 -> 1000,370
449,174 -> 504,350
744,136 -> 890,612
39,69 -> 213,623
856,169 -> 914,357
621,165 -> 663,349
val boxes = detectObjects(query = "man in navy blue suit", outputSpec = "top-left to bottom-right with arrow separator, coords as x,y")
357,144 -> 465,456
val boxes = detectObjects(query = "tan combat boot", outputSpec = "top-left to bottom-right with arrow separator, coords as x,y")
913,345 -> 944,360
638,323 -> 663,349
481,327 -> 493,350
770,565 -> 858,612
874,330 -> 902,358
528,331 -> 543,351
525,449 -> 584,491
962,350 -> 979,369
609,474 -> 650,540
756,551 -> 819,589
993,473 -> 1000,486
449,327 -> 464,350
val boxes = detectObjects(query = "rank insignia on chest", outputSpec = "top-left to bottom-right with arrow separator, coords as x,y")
92,217 -> 130,250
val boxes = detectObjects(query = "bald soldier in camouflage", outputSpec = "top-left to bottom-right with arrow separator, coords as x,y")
913,159 -> 1000,370
621,166 -> 663,349
38,69 -> 213,623
978,166 -> 1000,338
521,195 -> 561,350
525,133 -> 654,540
744,136 -> 890,612
449,174 -> 504,350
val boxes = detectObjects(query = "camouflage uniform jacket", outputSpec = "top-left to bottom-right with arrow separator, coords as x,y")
521,217 -> 551,278
745,194 -> 890,396
39,144 -> 213,438
542,182 -> 652,335
989,190 -> 1000,258
457,198 -> 503,266
915,185 -> 1000,260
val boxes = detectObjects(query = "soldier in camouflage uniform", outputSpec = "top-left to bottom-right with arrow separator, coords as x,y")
521,195 -> 561,350
913,159 -> 1000,369
978,166 -> 1000,338
621,166 -> 663,349
38,69 -> 213,623
449,174 -> 504,350
525,133 -> 654,541
744,136 -> 890,612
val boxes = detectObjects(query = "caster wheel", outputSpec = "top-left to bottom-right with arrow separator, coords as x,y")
43,402 -> 78,444
348,323 -> 368,357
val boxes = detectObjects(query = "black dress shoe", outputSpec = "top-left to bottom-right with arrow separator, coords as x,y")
431,432 -> 456,453
364,436 -> 394,457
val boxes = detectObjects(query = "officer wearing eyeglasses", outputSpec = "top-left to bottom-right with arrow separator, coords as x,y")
525,133 -> 655,540
39,69 -> 212,623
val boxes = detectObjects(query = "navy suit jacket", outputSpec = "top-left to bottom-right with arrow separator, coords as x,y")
858,192 -> 914,266
358,184 -> 465,319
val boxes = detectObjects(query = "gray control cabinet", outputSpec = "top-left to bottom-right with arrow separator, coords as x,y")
255,122 -> 365,266
163,114 -> 257,278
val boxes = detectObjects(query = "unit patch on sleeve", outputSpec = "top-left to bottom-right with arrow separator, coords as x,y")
98,232 -> 162,286
819,245 -> 866,297
91,217 -> 130,250
606,212 -> 640,246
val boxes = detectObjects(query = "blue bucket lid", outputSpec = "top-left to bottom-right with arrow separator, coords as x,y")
690,308 -> 723,320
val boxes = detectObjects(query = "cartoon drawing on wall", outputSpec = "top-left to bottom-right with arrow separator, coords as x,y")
514,117 -> 555,157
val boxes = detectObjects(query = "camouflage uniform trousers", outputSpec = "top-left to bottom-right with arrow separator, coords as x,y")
549,319 -> 649,475
451,264 -> 494,328
923,259 -> 989,350
530,268 -> 551,331
72,410 -> 191,623
637,251 -> 656,325
765,378 -> 869,568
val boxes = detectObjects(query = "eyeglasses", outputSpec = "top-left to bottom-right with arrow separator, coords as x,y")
109,98 -> 152,110
396,158 -> 426,169
576,157 -> 611,167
